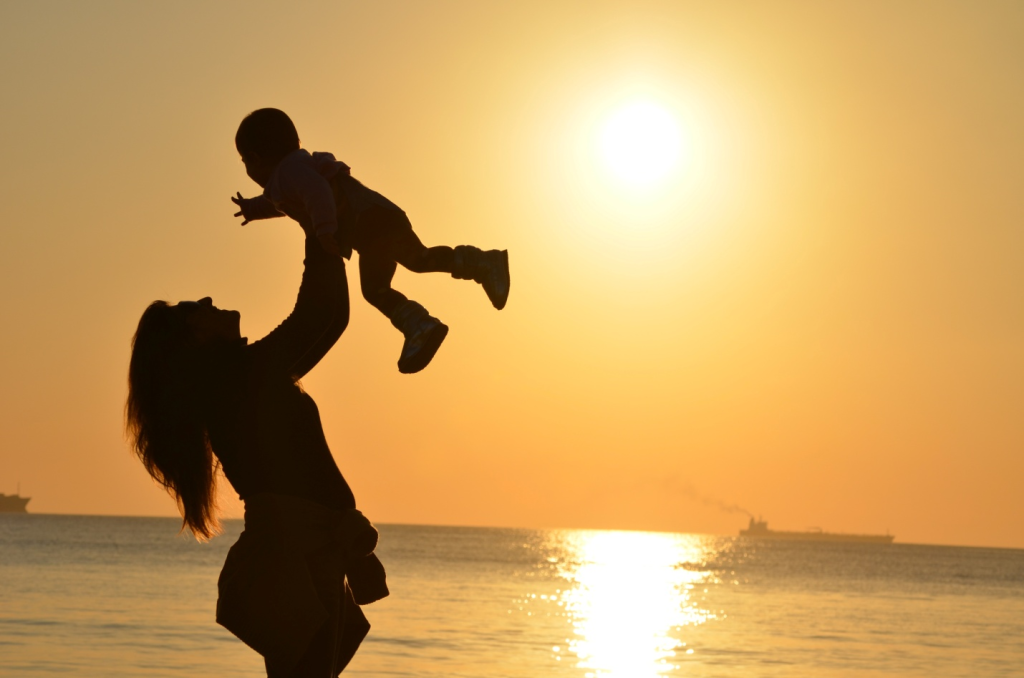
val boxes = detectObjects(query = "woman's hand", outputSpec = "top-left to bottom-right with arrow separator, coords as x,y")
317,231 -> 344,257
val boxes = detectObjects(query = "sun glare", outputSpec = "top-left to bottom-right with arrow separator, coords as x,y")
557,531 -> 716,675
599,101 -> 683,189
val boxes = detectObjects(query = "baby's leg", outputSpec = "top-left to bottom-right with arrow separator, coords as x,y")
382,214 -> 510,310
359,251 -> 406,317
360,241 -> 448,374
390,228 -> 455,274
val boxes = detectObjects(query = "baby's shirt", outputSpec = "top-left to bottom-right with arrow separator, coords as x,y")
239,149 -> 350,236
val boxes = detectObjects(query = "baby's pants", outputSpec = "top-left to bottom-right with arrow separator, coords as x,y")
352,207 -> 454,317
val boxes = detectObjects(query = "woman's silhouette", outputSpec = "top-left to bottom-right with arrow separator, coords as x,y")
126,225 -> 386,677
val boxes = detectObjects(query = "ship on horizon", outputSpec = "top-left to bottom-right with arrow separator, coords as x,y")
740,516 -> 894,544
0,492 -> 31,513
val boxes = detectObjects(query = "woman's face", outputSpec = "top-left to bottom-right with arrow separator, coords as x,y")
178,297 -> 241,344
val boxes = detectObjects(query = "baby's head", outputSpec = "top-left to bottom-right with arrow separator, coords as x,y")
235,108 -> 300,187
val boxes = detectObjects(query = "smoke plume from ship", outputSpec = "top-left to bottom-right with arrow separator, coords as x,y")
666,477 -> 753,518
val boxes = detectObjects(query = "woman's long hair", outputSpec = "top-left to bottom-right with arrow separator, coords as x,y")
126,301 -> 226,540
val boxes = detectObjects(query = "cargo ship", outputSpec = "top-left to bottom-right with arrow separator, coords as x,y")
0,492 -> 31,513
740,517 -> 893,544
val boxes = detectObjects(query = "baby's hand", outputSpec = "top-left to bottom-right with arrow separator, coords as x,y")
317,231 -> 343,257
231,192 -> 256,225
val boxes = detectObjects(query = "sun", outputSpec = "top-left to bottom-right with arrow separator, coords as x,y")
599,101 -> 683,189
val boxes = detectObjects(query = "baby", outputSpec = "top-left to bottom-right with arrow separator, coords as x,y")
231,108 -> 510,373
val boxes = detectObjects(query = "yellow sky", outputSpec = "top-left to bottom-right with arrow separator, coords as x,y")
1,1 -> 1022,548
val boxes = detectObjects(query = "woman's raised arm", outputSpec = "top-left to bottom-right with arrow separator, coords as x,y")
247,236 -> 349,380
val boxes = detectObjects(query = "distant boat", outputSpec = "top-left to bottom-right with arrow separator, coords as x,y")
0,493 -> 31,513
739,517 -> 893,544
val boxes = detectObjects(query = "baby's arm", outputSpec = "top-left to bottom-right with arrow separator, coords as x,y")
231,192 -> 284,225
273,161 -> 343,255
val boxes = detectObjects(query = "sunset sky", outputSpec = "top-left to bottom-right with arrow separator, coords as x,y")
1,1 -> 1021,549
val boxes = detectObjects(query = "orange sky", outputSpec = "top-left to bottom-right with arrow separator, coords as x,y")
1,1 -> 1022,548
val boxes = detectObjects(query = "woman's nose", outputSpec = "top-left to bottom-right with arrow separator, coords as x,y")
199,297 -> 213,307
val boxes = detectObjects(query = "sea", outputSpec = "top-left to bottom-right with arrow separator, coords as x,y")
1,515 -> 1022,677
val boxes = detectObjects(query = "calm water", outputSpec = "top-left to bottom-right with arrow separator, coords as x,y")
1,515 -> 1022,677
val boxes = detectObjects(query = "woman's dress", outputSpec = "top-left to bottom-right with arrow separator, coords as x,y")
206,235 -> 387,676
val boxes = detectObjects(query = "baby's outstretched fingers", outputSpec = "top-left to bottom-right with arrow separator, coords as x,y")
232,193 -> 251,225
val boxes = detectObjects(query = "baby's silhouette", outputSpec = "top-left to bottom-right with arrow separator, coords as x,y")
232,108 -> 509,373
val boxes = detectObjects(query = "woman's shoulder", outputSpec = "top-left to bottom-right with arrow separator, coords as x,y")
238,343 -> 303,394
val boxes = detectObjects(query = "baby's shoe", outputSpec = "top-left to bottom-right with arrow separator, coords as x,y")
389,300 -> 449,374
452,246 -> 510,310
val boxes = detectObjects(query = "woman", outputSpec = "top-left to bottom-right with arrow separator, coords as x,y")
126,230 -> 386,677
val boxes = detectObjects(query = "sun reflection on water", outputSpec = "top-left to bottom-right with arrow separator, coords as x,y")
551,530 -> 717,677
